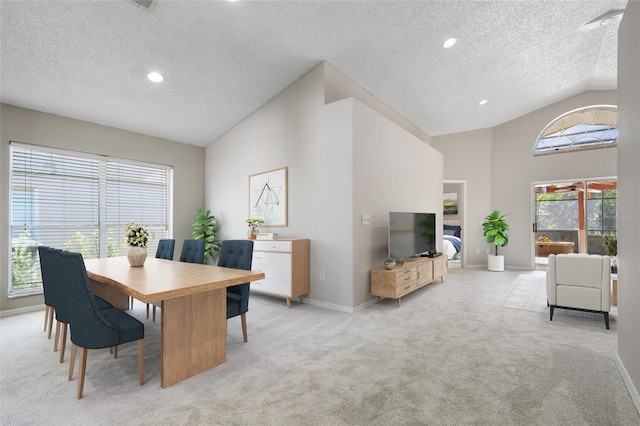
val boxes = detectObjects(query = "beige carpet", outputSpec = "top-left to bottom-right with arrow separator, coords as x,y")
0,267 -> 637,425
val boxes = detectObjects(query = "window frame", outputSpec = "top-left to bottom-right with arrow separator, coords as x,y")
9,142 -> 173,297
533,105 -> 618,156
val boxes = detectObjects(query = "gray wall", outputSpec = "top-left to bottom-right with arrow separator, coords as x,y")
0,104 -> 206,313
205,63 -> 443,311
617,0 -> 640,410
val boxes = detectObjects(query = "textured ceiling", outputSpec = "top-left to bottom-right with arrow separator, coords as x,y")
0,0 -> 627,147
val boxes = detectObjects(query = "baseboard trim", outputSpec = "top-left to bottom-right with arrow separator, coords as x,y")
616,353 -> 640,415
0,304 -> 44,318
307,299 -> 355,313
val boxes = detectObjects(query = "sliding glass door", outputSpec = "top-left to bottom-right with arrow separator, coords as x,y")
534,179 -> 617,264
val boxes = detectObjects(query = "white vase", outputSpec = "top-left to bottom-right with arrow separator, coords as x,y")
488,254 -> 504,272
127,246 -> 147,267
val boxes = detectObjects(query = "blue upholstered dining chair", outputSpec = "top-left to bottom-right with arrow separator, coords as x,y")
56,250 -> 145,399
38,246 -> 112,363
155,239 -> 175,260
180,239 -> 205,264
217,240 -> 254,342
148,239 -> 176,321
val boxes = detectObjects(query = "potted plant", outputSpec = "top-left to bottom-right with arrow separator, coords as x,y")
192,208 -> 220,263
603,233 -> 617,273
482,210 -> 509,272
384,257 -> 396,270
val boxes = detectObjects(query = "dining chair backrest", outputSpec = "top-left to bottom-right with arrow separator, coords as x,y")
218,240 -> 254,318
217,240 -> 253,271
57,251 -> 121,349
179,239 -> 205,264
155,239 -> 175,260
37,246 -> 61,310
38,246 -> 75,323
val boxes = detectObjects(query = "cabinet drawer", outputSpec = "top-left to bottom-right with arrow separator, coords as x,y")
253,264 -> 291,281
253,240 -> 292,253
393,269 -> 417,286
395,281 -> 417,298
252,278 -> 292,297
252,251 -> 292,268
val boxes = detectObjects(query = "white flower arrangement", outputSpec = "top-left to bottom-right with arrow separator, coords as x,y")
246,218 -> 265,233
125,221 -> 154,247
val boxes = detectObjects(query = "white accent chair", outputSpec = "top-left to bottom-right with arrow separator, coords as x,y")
546,253 -> 611,329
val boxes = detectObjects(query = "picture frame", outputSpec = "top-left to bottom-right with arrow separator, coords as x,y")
443,192 -> 458,215
249,167 -> 288,227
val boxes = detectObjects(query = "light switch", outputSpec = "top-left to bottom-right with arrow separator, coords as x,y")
361,214 -> 371,226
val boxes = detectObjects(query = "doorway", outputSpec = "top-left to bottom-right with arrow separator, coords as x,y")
443,180 -> 466,268
533,178 -> 617,270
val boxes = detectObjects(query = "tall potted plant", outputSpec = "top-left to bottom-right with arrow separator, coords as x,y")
482,210 -> 509,271
192,208 -> 220,263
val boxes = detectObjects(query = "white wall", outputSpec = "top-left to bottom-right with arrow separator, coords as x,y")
434,91 -> 617,269
617,0 -> 640,410
205,63 -> 443,311
431,128 -> 493,266
352,99 -> 443,308
0,104 -> 206,313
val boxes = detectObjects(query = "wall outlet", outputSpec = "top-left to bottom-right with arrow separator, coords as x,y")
475,248 -> 480,254
319,270 -> 325,281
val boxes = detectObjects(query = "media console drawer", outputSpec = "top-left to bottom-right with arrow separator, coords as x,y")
371,256 -> 447,307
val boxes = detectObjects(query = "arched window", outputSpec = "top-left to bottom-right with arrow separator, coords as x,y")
533,105 -> 617,156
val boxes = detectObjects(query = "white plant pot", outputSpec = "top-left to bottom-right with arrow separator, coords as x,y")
488,254 -> 504,272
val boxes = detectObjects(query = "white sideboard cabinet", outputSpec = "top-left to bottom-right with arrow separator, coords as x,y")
251,239 -> 310,308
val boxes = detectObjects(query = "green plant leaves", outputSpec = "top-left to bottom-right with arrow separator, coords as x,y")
192,208 -> 220,263
482,209 -> 509,255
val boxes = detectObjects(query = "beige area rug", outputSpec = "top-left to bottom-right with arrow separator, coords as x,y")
498,273 -> 548,313
498,272 -> 617,322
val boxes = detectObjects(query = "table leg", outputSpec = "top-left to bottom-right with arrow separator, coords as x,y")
612,279 -> 618,306
160,289 -> 226,388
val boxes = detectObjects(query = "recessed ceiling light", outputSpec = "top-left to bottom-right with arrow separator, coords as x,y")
478,99 -> 488,106
147,71 -> 164,83
443,38 -> 457,48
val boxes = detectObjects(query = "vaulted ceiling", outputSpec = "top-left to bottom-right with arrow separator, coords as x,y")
0,0 -> 627,147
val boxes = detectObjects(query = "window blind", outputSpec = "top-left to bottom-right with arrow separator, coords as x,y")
9,143 -> 173,295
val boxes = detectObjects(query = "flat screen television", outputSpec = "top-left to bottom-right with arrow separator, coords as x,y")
388,212 -> 436,261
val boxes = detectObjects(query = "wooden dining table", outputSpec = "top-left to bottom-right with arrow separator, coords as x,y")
84,256 -> 265,388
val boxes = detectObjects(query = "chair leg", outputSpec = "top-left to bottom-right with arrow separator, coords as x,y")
69,343 -> 77,381
550,305 -> 555,321
77,347 -> 88,399
54,320 -> 61,352
43,305 -> 51,332
113,346 -> 118,359
241,313 -> 248,343
138,339 -> 145,385
604,312 -> 610,329
130,297 -> 134,310
59,323 -> 67,363
152,305 -> 156,322
47,308 -> 54,338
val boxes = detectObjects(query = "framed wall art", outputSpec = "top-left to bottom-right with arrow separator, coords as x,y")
443,192 -> 458,215
249,167 -> 288,227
